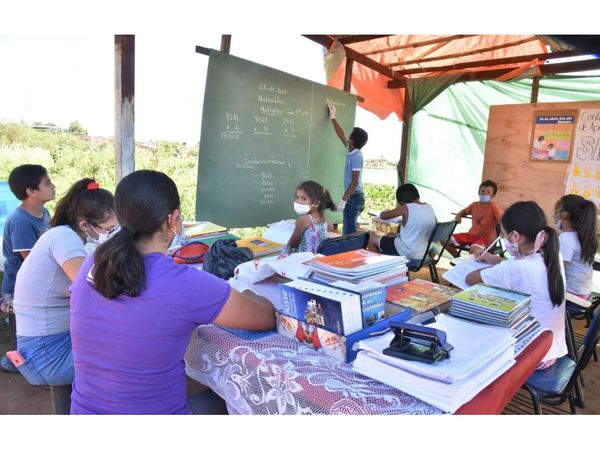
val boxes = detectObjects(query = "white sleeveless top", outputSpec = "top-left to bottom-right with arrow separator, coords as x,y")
393,203 -> 436,259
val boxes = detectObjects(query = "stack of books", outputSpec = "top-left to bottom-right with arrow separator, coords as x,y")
385,279 -> 459,317
449,283 -> 539,350
276,278 -> 411,362
236,236 -> 284,257
309,249 -> 409,287
183,221 -> 237,246
353,314 -> 516,413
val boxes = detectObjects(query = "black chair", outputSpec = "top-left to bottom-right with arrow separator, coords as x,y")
316,231 -> 369,256
407,220 -> 457,284
523,307 -> 600,414
566,293 -> 600,362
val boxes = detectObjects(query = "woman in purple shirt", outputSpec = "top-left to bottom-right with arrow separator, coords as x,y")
69,170 -> 275,414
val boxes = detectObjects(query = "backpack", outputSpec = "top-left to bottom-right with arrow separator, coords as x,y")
171,241 -> 210,264
203,239 -> 254,279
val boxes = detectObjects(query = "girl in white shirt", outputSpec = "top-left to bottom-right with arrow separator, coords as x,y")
466,201 -> 566,368
554,194 -> 597,298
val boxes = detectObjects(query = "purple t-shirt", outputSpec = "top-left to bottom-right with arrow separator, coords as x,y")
69,253 -> 230,414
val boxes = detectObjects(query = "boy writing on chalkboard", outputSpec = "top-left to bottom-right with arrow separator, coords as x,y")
327,104 -> 368,235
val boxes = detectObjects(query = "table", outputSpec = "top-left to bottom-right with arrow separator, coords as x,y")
185,324 -> 442,415
184,277 -> 550,415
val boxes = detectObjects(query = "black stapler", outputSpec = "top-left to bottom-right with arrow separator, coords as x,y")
382,321 -> 453,364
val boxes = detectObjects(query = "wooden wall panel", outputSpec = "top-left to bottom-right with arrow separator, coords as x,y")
482,101 -> 600,222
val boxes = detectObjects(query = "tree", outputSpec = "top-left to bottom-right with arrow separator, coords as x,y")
68,120 -> 88,137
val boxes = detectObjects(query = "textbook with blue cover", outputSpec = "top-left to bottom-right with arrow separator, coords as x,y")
279,279 -> 363,335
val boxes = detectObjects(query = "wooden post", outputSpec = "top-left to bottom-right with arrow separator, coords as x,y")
115,35 -> 135,182
221,35 -> 231,53
397,90 -> 412,186
343,58 -> 353,92
531,76 -> 540,104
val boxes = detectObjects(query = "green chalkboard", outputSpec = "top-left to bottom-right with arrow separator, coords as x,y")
196,50 -> 357,227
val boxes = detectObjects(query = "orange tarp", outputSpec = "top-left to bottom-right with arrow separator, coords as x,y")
326,35 -> 550,121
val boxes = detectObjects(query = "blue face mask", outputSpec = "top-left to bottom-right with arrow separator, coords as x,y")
479,194 -> 491,203
167,215 -> 188,255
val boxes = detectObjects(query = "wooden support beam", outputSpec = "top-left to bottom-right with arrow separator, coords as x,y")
195,45 -> 210,55
389,36 -> 540,68
343,58 -> 353,92
531,76 -> 540,103
220,35 -> 231,53
115,35 -> 135,183
392,49 -> 586,76
303,34 -> 404,81
388,56 -> 600,88
397,92 -> 412,185
338,35 -> 393,45
364,35 -> 473,56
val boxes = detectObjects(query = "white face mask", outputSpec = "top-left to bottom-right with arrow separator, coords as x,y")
294,202 -> 311,215
167,215 -> 187,255
479,194 -> 491,203
84,224 -> 120,253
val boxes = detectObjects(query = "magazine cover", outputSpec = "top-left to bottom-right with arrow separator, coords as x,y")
386,279 -> 457,314
451,283 -> 530,314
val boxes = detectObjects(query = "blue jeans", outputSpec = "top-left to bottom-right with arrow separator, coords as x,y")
16,331 -> 74,386
343,192 -> 365,235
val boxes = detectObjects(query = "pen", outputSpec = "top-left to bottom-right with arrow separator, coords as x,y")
475,236 -> 500,261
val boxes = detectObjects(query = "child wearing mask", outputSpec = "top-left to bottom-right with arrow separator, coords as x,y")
466,201 -> 566,369
554,194 -> 598,299
445,179 -> 503,257
286,180 -> 335,254
8,179 -> 116,390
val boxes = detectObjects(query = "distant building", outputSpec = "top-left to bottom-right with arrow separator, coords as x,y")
31,124 -> 62,133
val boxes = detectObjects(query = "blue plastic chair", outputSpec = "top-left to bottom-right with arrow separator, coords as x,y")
524,307 -> 600,414
316,231 -> 369,256
0,181 -> 20,235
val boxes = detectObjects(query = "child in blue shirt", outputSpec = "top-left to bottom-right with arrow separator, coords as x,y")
328,104 -> 368,235
1,164 -> 55,372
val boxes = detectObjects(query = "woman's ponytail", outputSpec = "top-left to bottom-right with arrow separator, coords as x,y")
541,226 -> 565,307
93,225 -> 145,298
90,170 -> 180,299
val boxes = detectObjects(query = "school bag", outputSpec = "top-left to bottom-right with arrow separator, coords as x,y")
203,239 -> 254,279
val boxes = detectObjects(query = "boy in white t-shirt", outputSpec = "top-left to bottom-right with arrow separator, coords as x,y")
367,183 -> 436,266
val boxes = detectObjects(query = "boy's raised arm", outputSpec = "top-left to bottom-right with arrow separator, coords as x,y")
328,105 -> 346,146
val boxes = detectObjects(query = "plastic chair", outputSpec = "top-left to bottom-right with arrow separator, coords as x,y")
523,307 -> 600,414
566,292 -> 600,362
316,231 -> 369,256
455,330 -> 552,414
408,220 -> 457,284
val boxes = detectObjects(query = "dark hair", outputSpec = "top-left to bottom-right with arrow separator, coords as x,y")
93,170 -> 180,299
50,178 -> 115,228
297,180 -> 335,213
8,164 -> 48,200
349,127 -> 368,149
502,201 -> 564,307
556,194 -> 598,265
479,179 -> 498,195
396,183 -> 420,204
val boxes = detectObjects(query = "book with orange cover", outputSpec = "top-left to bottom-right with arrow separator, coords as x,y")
310,249 -> 407,275
385,279 -> 458,315
236,236 -> 284,257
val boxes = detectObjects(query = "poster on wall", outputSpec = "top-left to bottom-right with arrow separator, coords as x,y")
530,110 -> 577,161
565,109 -> 600,208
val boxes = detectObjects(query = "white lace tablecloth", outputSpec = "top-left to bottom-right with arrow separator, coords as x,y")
184,324 -> 442,415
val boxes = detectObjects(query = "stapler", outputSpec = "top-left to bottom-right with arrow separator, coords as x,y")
382,321 -> 453,364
